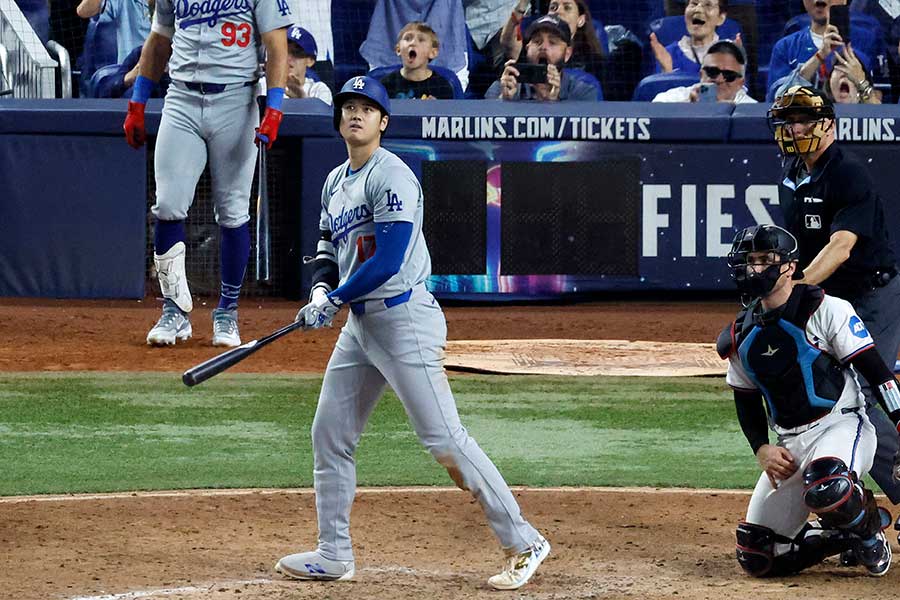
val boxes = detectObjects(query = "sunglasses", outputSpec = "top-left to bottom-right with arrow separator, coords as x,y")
702,66 -> 742,83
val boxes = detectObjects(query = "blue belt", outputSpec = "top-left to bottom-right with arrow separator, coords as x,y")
349,289 -> 413,315
181,81 -> 255,94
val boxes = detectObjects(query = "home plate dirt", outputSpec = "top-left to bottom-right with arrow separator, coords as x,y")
445,339 -> 726,376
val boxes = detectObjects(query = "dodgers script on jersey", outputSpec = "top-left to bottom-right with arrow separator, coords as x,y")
320,147 -> 431,302
726,294 -> 875,429
152,0 -> 293,82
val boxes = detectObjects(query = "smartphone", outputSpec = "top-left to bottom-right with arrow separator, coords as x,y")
696,82 -> 718,103
829,4 -> 851,45
513,63 -> 548,84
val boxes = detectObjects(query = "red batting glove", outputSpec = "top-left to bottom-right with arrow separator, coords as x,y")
255,107 -> 283,150
123,101 -> 147,149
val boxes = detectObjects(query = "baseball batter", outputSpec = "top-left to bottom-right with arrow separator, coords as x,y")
123,0 -> 292,347
718,225 -> 900,578
273,76 -> 549,591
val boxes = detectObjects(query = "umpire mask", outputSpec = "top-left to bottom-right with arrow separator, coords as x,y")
768,86 -> 835,155
727,225 -> 800,298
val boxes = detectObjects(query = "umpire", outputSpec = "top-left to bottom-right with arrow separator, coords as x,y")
769,85 -> 900,517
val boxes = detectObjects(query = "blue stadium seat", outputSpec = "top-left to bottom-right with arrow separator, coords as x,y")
367,64 -> 465,99
648,15 -> 743,47
632,70 -> 698,101
754,0 -> 792,68
331,0 -> 375,87
567,67 -> 604,100
77,14 -> 117,98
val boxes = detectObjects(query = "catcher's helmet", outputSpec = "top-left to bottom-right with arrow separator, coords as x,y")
333,76 -> 391,132
767,85 -> 835,155
727,225 -> 801,298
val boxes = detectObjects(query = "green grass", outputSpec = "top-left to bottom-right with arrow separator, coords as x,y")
0,372 -> 761,496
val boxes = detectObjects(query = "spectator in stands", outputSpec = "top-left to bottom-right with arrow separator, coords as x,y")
375,22 -> 455,99
653,39 -> 756,103
487,15 -> 601,101
294,0 -> 335,92
285,26 -> 333,104
90,44 -> 169,98
650,0 -> 732,75
766,0 -> 872,96
463,0 -> 519,98
827,44 -> 881,103
500,0 -> 605,82
76,0 -> 152,64
360,0 -> 469,91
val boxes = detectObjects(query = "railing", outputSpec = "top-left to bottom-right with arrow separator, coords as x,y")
45,41 -> 71,99
0,0 -> 57,98
0,42 -> 11,96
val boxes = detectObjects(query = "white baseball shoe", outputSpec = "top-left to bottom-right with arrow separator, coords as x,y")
274,550 -> 355,581
211,308 -> 241,347
146,303 -> 192,346
488,536 -> 550,590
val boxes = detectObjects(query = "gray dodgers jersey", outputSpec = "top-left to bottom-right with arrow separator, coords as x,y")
152,0 -> 293,83
320,147 -> 432,303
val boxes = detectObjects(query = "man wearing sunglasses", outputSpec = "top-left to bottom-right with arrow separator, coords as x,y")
652,39 -> 756,103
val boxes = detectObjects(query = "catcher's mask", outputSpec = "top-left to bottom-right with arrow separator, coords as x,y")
767,85 -> 835,155
727,225 -> 801,299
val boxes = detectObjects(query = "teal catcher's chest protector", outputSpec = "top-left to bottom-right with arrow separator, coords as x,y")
719,285 -> 846,428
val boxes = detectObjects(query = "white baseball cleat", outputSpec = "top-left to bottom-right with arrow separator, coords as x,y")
274,550 -> 355,581
146,303 -> 192,346
211,308 -> 241,347
488,536 -> 550,590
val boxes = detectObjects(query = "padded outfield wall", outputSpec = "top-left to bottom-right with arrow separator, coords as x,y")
1,100 -> 898,300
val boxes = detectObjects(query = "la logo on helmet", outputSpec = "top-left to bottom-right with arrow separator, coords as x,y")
353,78 -> 366,90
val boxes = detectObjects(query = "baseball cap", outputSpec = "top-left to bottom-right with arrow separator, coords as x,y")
524,15 -> 572,45
287,25 -> 318,58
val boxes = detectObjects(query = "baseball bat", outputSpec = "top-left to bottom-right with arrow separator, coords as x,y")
182,320 -> 303,387
255,142 -> 271,283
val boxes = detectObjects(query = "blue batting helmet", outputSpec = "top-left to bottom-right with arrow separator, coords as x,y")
333,76 -> 391,131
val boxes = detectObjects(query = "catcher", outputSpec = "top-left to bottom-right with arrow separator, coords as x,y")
717,224 -> 900,577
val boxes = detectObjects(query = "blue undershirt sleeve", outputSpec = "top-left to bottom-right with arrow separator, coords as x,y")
328,221 -> 413,304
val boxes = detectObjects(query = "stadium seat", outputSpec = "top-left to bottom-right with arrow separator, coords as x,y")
76,13 -> 117,98
648,15 -> 742,47
632,70 -> 698,101
367,64 -> 465,99
331,0 -> 375,87
567,67 -> 604,100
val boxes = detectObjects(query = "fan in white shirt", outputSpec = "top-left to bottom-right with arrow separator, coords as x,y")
653,39 -> 757,104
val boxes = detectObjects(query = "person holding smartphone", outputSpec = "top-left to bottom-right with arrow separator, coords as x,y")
766,0 -> 873,102
485,15 -> 601,101
652,39 -> 756,103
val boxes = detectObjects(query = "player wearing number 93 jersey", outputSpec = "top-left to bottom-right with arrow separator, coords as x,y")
273,77 -> 550,591
124,0 -> 292,348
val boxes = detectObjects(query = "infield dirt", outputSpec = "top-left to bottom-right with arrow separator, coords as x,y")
2,298 -> 898,599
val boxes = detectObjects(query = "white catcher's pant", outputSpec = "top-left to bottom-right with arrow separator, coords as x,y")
311,284 -> 540,561
745,407 -> 876,539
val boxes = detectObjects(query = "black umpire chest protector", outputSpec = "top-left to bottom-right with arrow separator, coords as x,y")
720,285 -> 846,429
